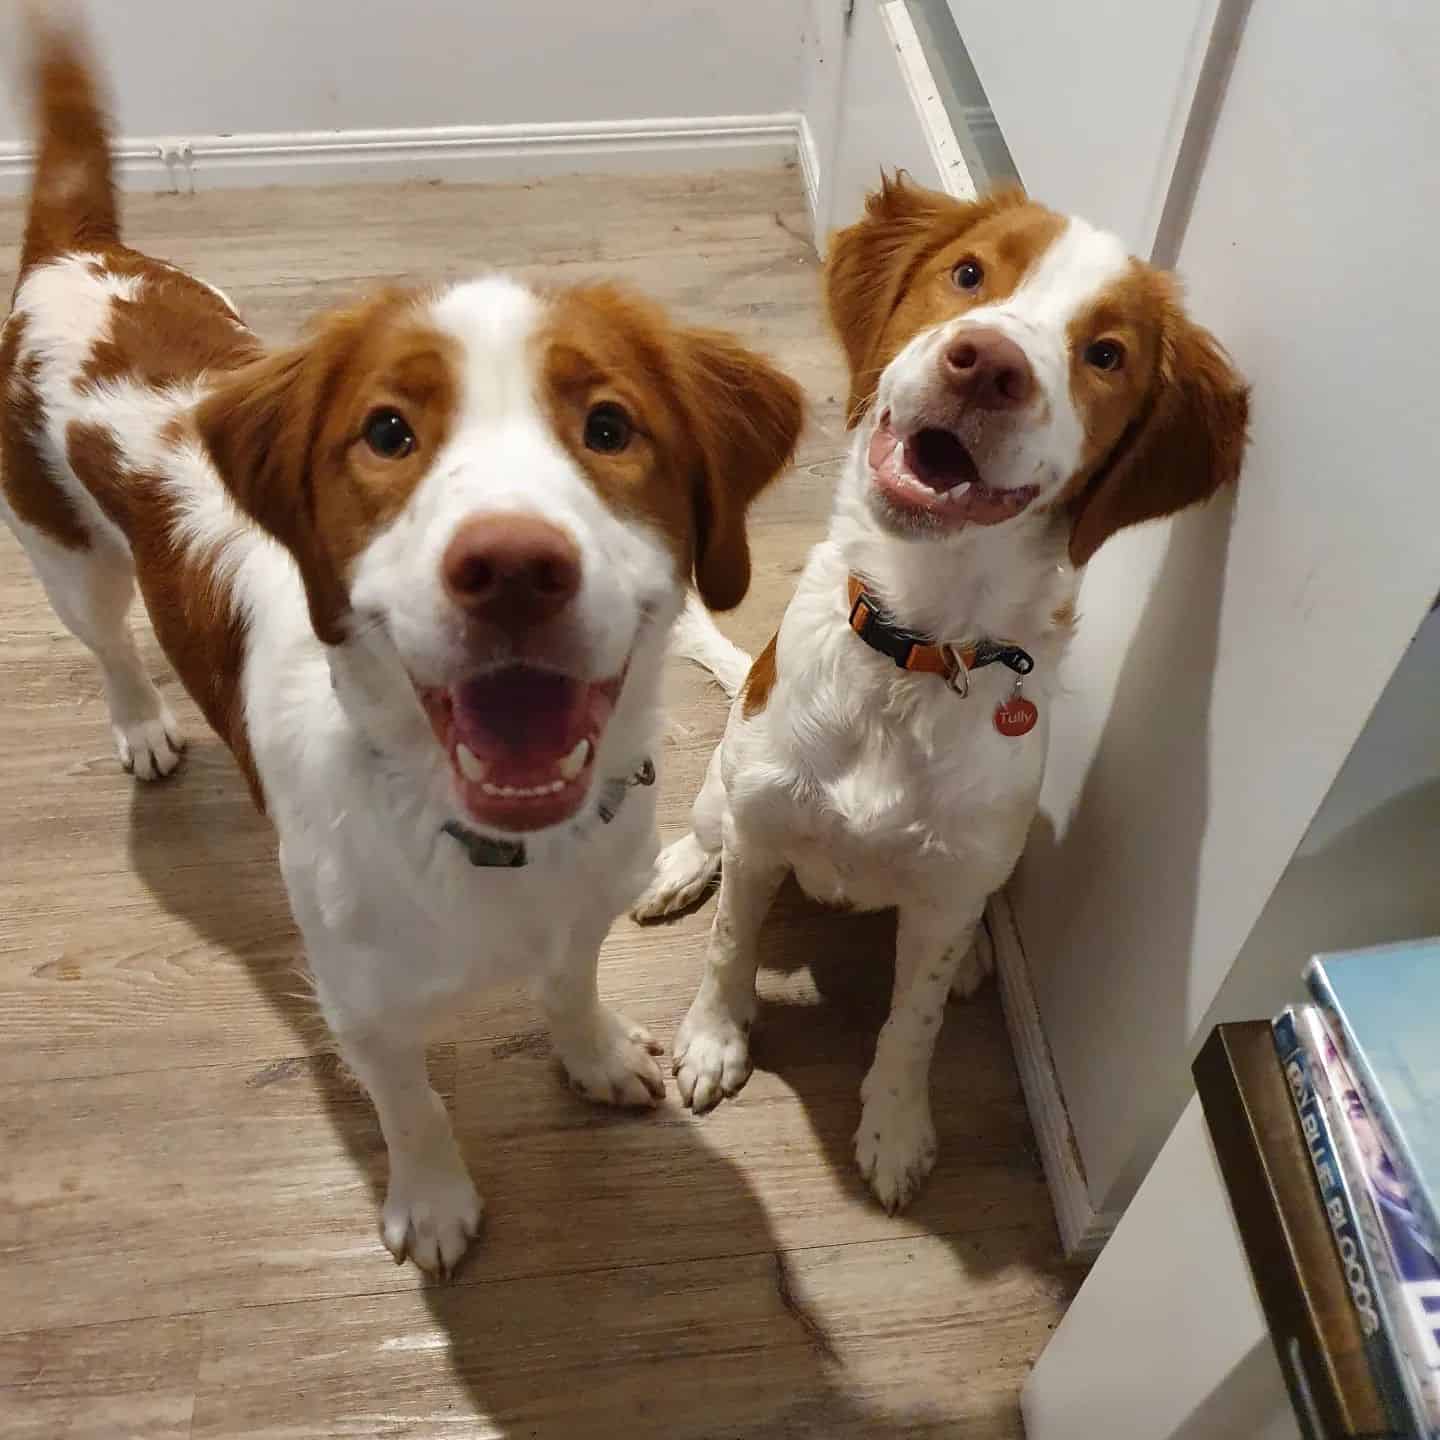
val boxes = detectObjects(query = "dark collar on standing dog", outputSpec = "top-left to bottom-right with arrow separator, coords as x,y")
442,758 -> 656,869
846,575 -> 1034,699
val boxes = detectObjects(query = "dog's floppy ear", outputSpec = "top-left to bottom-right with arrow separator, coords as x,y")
194,293 -> 402,643
670,328 -> 804,611
1067,296 -> 1249,566
826,173 -> 1025,426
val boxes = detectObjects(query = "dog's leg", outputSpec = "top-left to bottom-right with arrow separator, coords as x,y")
631,744 -> 726,921
673,834 -> 786,1113
539,913 -> 666,1107
6,514 -> 182,778
856,894 -> 986,1212
949,907 -> 996,1000
335,1024 -> 483,1276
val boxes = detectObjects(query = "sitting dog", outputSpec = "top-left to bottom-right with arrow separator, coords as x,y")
635,177 -> 1248,1211
1,16 -> 802,1272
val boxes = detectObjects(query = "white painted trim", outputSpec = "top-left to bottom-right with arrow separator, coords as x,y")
878,0 -> 978,201
796,112 -> 824,249
989,889 -> 1120,1262
0,114 -> 804,195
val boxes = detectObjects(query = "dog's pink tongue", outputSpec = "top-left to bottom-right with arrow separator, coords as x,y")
452,667 -> 584,764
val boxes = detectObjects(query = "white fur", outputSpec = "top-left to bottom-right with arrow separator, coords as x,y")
4,257 -> 684,1274
636,221 -> 1130,1212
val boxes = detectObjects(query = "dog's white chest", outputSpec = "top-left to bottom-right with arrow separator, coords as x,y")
771,686 -> 1044,911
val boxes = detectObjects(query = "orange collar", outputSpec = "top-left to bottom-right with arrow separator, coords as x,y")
846,575 -> 1034,698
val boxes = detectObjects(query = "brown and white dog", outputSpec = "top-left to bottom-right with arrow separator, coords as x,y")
634,178 -> 1248,1211
1,17 -> 801,1273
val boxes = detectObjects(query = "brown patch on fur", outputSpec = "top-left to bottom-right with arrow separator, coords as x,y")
79,254 -> 260,390
1063,267 -> 1249,566
538,284 -> 804,611
741,632 -> 779,718
0,313 -> 92,549
66,420 -> 264,807
195,291 -> 460,644
825,176 -> 1063,424
1051,600 -> 1077,631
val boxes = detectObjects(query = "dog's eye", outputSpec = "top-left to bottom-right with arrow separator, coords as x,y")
1084,340 -> 1125,373
952,259 -> 984,292
363,408 -> 416,459
583,402 -> 632,455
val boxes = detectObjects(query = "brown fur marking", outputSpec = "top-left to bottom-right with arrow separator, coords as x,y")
1063,268 -> 1249,566
741,633 -> 779,718
78,252 -> 261,390
195,291 -> 460,645
824,173 -> 1249,564
825,178 -> 1062,425
66,420 -> 264,807
537,284 -> 804,612
0,312 -> 92,549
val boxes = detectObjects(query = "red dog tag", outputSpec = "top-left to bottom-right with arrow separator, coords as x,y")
994,695 -> 1038,738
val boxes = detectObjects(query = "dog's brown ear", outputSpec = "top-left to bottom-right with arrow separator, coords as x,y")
1067,299 -> 1249,566
671,328 -> 804,611
826,174 -> 1025,425
195,340 -> 352,642
195,293 -> 404,642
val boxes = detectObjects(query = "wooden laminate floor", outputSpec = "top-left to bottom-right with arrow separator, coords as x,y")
0,167 -> 1074,1439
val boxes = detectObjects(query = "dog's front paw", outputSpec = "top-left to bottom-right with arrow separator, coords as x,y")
631,832 -> 719,921
381,1156 -> 484,1277
673,990 -> 753,1114
855,1087 -> 938,1214
555,1005 -> 666,1107
112,703 -> 184,781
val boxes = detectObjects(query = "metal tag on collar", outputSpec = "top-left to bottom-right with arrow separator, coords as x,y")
971,640 -> 1035,676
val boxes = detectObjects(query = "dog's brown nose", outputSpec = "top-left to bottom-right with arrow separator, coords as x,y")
441,514 -> 581,626
942,329 -> 1034,410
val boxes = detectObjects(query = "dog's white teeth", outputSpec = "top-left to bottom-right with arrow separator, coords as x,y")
557,738 -> 590,782
950,482 -> 972,499
481,782 -> 500,796
549,779 -> 565,793
456,744 -> 487,782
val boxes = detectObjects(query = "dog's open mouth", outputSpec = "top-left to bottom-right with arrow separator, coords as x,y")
868,413 -> 1038,528
417,665 -> 624,834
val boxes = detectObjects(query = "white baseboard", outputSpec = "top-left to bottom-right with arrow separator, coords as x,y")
796,113 -> 824,249
0,113 -> 803,196
989,889 -> 1121,1262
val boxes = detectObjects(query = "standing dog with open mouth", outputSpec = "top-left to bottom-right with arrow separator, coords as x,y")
635,177 -> 1248,1212
0,14 -> 802,1273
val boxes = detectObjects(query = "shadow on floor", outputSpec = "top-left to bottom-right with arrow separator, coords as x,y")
126,752 -> 1008,1439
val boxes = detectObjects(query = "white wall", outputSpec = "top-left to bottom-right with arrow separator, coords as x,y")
1010,0 -> 1440,1212
943,0 -> 1222,257
801,0 -> 949,247
1201,609 -> 1440,1047
0,0 -> 805,140
1024,1097 -> 1300,1440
